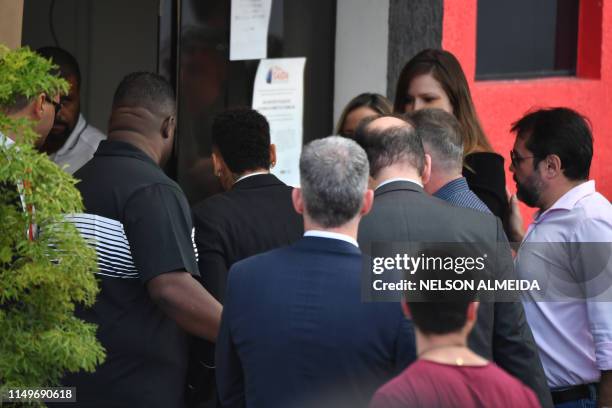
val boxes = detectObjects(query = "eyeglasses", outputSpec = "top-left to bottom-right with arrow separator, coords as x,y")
510,149 -> 536,167
43,94 -> 62,114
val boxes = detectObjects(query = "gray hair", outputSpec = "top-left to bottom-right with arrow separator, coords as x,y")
410,109 -> 464,174
299,136 -> 369,228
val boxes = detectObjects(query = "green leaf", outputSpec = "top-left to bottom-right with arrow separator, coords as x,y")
1,46 -> 104,391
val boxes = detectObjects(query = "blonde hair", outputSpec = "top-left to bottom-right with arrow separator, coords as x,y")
335,93 -> 393,136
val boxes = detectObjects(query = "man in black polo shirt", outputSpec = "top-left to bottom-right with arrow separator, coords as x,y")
62,72 -> 222,408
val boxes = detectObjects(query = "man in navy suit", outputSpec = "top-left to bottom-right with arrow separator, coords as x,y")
215,136 -> 415,408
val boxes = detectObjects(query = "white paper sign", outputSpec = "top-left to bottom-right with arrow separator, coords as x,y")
252,58 -> 307,187
230,0 -> 272,61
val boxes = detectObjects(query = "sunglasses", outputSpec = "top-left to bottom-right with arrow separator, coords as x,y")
44,94 -> 62,115
510,149 -> 536,167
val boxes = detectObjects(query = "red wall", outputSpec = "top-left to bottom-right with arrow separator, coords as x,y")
443,0 -> 612,224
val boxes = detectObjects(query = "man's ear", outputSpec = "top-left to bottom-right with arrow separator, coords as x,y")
292,187 -> 304,215
421,153 -> 432,185
367,175 -> 377,190
211,150 -> 223,177
542,154 -> 562,179
161,115 -> 176,139
466,301 -> 479,323
269,144 -> 277,168
32,93 -> 46,120
360,189 -> 374,216
401,300 -> 412,319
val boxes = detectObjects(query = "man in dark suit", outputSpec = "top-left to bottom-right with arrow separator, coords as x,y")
190,108 -> 303,406
192,108 -> 303,303
216,136 -> 415,408
355,115 -> 553,408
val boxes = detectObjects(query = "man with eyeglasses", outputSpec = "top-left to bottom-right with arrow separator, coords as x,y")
0,71 -> 61,242
37,46 -> 106,174
509,107 -> 612,408
0,91 -> 59,150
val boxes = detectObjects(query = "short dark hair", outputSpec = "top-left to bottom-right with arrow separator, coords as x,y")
112,72 -> 175,117
409,109 -> 464,173
406,247 -> 477,335
36,46 -> 81,88
211,108 -> 271,174
511,107 -> 593,181
354,115 -> 425,178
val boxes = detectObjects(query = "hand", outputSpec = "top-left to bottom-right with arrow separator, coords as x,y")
599,370 -> 612,408
507,188 -> 525,243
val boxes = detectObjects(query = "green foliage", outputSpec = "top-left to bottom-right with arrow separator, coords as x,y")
0,46 -> 104,407
0,45 -> 68,106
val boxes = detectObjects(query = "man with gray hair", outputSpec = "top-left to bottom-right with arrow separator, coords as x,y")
216,136 -> 416,408
411,108 -> 491,213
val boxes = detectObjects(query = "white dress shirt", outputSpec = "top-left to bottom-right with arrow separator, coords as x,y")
304,230 -> 359,248
50,114 -> 106,174
0,131 -> 15,147
515,181 -> 612,387
375,177 -> 423,191
234,171 -> 270,184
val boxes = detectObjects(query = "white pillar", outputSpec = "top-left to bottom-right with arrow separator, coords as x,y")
333,0 -> 389,128
0,0 -> 24,49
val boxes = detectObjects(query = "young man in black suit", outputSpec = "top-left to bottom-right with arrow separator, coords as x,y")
189,108 -> 303,406
192,107 -> 303,302
354,115 -> 553,408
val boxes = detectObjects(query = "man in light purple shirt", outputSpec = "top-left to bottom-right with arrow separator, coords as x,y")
509,107 -> 612,408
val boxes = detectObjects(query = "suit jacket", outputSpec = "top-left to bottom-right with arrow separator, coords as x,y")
189,174 -> 304,405
357,180 -> 553,408
192,173 -> 304,302
216,237 -> 416,408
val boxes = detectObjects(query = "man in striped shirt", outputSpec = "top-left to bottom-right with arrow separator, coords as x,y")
60,72 -> 221,408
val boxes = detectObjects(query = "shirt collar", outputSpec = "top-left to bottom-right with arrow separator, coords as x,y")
375,177 -> 423,191
0,130 -> 15,147
95,140 -> 158,167
234,171 -> 270,184
55,114 -> 86,155
304,230 -> 359,248
534,180 -> 596,223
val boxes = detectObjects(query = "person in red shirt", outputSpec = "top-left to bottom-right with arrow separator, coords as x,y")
370,249 -> 542,408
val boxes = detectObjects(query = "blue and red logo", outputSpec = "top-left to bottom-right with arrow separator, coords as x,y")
266,66 -> 289,84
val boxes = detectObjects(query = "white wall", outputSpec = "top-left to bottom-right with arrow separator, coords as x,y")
87,0 -> 158,131
0,0 -> 24,49
334,0 -> 389,128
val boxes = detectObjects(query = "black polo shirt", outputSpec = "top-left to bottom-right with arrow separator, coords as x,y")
63,140 -> 199,408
